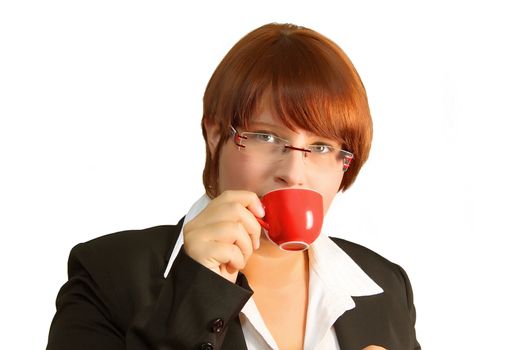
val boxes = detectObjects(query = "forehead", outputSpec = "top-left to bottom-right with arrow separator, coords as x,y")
248,102 -> 306,133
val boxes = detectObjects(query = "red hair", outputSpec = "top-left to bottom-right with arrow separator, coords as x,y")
202,23 -> 372,198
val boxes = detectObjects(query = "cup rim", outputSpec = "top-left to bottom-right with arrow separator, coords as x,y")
260,187 -> 322,197
279,241 -> 310,252
263,228 -> 311,252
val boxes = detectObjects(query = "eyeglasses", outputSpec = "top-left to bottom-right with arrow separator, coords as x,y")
230,126 -> 353,172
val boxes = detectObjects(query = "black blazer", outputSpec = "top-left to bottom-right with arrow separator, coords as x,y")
47,218 -> 420,350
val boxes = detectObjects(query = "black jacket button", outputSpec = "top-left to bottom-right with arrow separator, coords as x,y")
199,342 -> 213,350
210,318 -> 225,333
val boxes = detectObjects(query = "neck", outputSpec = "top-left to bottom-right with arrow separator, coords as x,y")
242,238 -> 309,290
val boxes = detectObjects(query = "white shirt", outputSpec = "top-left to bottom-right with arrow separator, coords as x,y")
164,195 -> 383,350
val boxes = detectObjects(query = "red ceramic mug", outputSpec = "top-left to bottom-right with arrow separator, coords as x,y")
256,188 -> 324,251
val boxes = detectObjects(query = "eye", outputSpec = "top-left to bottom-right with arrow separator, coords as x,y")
253,132 -> 278,143
309,144 -> 334,154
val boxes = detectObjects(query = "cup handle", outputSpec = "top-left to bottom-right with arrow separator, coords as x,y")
256,217 -> 270,231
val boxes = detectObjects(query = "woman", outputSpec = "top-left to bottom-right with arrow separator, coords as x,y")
47,23 -> 420,350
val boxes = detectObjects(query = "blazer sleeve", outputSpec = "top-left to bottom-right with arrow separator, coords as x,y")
397,264 -> 421,350
47,242 -> 253,350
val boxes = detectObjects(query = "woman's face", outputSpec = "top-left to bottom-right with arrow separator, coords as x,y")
208,105 -> 345,215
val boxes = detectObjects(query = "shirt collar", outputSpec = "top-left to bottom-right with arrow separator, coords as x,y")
308,233 -> 383,297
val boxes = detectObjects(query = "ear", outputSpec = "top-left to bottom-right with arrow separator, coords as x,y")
203,118 -> 221,160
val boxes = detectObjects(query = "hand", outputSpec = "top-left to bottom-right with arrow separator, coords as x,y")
183,190 -> 265,283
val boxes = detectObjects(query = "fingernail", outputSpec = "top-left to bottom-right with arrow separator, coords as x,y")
257,203 -> 265,218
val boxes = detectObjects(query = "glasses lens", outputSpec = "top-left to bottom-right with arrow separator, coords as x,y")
307,148 -> 343,170
234,130 -> 351,172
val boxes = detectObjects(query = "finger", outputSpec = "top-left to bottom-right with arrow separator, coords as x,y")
198,221 -> 254,259
185,222 -> 253,264
205,241 -> 246,271
213,190 -> 265,218
186,201 -> 262,250
183,239 -> 243,284
221,202 -> 261,250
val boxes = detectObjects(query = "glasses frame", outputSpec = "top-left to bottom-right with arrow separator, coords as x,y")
229,126 -> 353,172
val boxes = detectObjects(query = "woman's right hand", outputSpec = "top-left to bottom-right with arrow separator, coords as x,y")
183,190 -> 265,283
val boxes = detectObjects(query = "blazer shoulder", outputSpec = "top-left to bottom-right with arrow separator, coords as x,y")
67,220 -> 184,284
329,236 -> 395,267
71,219 -> 184,267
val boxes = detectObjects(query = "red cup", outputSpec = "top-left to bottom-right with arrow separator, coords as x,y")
256,188 -> 324,251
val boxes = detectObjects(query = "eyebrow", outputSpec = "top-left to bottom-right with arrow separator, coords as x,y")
247,121 -> 279,129
248,120 -> 300,134
248,121 -> 339,146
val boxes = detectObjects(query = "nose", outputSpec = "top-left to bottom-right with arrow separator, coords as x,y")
273,148 -> 308,187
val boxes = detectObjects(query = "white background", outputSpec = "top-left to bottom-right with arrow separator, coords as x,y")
1,1 -> 524,349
